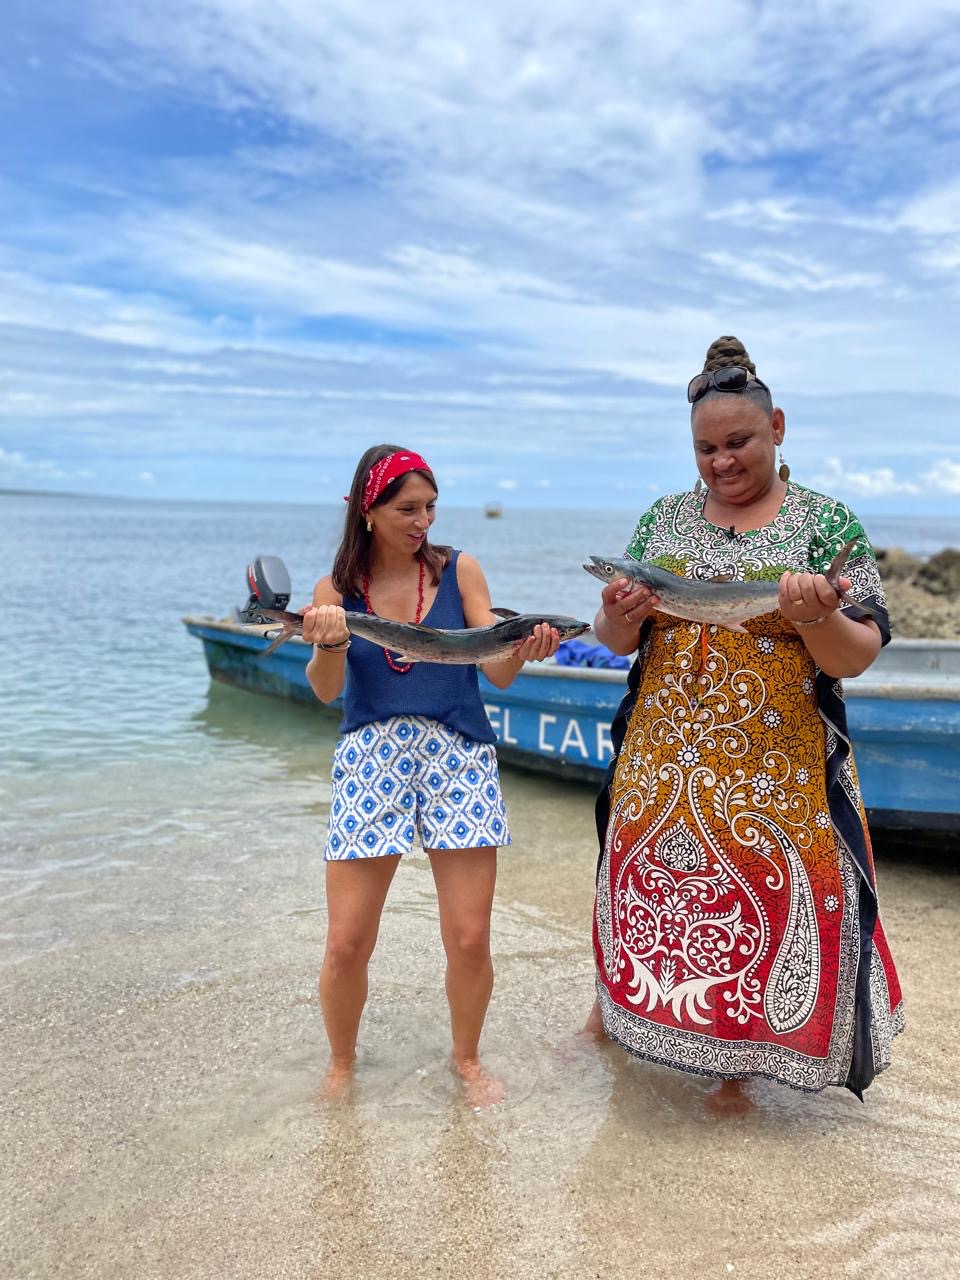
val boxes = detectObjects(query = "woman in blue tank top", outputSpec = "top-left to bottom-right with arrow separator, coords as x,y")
301,444 -> 560,1107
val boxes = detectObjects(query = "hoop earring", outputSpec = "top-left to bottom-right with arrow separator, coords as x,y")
778,451 -> 790,483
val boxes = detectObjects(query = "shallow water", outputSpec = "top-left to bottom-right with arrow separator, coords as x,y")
3,494 -> 960,1278
4,683 -> 960,1279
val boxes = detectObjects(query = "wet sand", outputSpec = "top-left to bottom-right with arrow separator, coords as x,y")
4,748 -> 960,1280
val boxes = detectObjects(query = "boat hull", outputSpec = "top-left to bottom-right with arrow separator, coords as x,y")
183,620 -> 960,832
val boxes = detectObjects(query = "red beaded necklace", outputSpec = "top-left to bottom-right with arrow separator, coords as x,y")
362,559 -> 426,673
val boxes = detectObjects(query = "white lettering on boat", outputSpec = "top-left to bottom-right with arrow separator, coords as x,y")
538,713 -> 557,752
560,718 -> 588,758
485,703 -> 613,766
502,708 -> 518,745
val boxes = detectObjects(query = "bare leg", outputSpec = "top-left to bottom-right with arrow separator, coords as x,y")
315,855 -> 401,1101
428,847 -> 503,1107
704,1079 -> 753,1117
581,999 -> 607,1042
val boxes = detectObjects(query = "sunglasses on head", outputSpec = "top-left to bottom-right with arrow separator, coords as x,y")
687,366 -> 771,404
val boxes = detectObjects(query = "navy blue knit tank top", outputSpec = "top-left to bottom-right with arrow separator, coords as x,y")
339,550 -> 496,744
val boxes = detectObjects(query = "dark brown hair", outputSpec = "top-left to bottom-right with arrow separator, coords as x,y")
331,443 -> 451,599
693,335 -> 773,414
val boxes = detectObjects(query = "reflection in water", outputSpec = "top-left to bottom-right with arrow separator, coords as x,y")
190,679 -> 340,757
563,1039 -> 960,1278
307,1108 -> 387,1278
189,681 -> 340,813
421,1118 -> 504,1280
308,1106 -> 506,1280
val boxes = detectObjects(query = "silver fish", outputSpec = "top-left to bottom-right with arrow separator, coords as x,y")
583,537 -> 877,633
253,606 -> 590,662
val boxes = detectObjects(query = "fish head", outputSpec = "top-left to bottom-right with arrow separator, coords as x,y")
583,555 -> 640,587
552,617 -> 592,641
512,615 -> 592,643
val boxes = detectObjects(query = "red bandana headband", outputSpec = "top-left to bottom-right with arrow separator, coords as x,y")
359,450 -> 431,514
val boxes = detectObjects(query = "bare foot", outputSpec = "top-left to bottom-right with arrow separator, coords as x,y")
451,1056 -> 505,1108
704,1079 -> 752,1117
312,1060 -> 354,1104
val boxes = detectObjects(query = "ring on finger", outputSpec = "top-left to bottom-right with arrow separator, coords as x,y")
624,610 -> 634,623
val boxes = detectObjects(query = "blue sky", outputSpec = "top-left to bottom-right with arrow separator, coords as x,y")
2,0 -> 960,512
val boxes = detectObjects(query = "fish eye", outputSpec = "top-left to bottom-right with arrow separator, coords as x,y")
604,565 -> 614,576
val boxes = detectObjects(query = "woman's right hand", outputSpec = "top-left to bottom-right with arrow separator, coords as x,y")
301,604 -> 350,648
600,578 -> 659,630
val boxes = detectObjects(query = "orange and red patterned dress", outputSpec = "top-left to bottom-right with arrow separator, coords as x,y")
593,483 -> 903,1095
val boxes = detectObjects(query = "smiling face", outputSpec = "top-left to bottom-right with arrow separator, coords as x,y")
368,471 -> 437,553
691,396 -> 785,507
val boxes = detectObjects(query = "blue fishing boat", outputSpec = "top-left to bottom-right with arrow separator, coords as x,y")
182,617 -> 960,833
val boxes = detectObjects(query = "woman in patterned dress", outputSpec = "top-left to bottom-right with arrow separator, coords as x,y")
585,337 -> 903,1114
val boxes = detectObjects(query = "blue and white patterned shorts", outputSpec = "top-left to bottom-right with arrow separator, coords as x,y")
324,715 -> 511,860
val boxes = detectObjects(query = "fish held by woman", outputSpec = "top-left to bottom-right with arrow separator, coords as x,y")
254,606 -> 590,662
583,537 -> 878,633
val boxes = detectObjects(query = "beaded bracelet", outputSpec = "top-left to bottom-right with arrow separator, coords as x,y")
314,639 -> 351,652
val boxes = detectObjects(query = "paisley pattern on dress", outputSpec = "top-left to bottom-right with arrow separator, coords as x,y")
594,484 -> 903,1093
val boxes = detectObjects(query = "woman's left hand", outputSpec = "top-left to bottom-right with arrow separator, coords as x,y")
512,623 -> 561,663
778,571 -> 851,626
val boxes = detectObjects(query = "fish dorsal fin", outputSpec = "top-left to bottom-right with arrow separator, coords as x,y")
490,607 -> 520,619
711,572 -> 735,583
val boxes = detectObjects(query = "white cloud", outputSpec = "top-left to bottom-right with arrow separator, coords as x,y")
0,446 -> 66,481
497,478 -> 518,491
922,459 -> 960,496
701,250 -> 884,294
705,198 -> 806,228
814,456 -> 920,498
137,470 -> 156,484
897,180 -> 960,279
0,265 -> 214,353
899,180 -> 960,238
705,198 -> 894,237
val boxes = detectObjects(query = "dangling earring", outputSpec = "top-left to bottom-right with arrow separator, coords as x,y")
693,477 -> 703,497
778,450 -> 790,483
366,519 -> 373,533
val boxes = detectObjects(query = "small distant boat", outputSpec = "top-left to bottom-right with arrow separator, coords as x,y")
182,616 -> 960,838
484,502 -> 503,518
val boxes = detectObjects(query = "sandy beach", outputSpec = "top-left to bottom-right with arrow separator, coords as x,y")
4,723 -> 959,1280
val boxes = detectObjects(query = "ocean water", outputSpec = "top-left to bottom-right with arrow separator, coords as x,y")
4,492 -> 959,773
3,491 -> 960,1279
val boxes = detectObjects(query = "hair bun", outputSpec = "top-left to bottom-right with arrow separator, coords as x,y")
703,335 -> 756,375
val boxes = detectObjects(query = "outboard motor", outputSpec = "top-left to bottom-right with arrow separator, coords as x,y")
232,555 -> 292,623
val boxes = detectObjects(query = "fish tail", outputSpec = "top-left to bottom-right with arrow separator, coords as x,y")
260,624 -> 297,658
824,537 -> 881,619
836,589 -> 881,619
